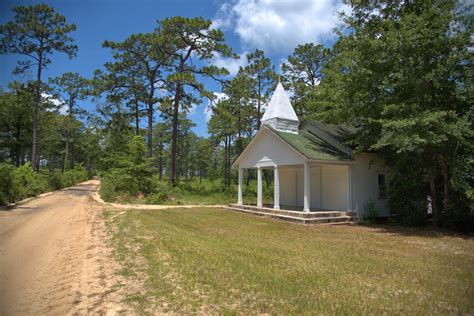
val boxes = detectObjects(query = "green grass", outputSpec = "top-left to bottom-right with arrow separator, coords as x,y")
104,208 -> 474,315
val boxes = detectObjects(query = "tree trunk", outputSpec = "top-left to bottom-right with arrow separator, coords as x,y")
158,144 -> 163,181
21,149 -> 26,165
135,100 -> 140,136
50,155 -> 55,173
36,153 -> 40,172
15,123 -> 21,167
227,136 -> 232,187
429,172 -> 439,226
257,80 -> 261,129
170,83 -> 181,186
223,136 -> 228,187
63,99 -> 74,174
147,103 -> 153,158
264,170 -> 271,189
32,52 -> 43,171
442,159 -> 449,213
62,139 -> 69,174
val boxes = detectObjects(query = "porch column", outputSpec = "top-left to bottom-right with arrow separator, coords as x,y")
237,167 -> 243,205
303,162 -> 310,212
257,167 -> 263,207
274,166 -> 280,210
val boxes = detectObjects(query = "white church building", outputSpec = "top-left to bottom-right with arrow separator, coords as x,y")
232,82 -> 390,218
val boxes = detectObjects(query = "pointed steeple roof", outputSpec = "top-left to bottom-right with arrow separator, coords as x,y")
262,82 -> 299,122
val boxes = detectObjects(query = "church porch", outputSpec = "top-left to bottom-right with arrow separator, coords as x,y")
236,162 -> 353,214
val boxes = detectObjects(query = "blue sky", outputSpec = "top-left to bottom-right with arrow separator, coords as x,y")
0,0 -> 346,136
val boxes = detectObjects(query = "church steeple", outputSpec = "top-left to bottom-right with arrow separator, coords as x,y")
261,81 -> 299,134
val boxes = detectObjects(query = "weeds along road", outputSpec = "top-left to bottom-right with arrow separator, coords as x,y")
0,180 -> 126,315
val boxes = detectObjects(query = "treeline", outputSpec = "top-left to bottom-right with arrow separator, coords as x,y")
0,79 -> 97,204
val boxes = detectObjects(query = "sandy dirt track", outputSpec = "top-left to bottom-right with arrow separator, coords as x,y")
0,180 -> 126,315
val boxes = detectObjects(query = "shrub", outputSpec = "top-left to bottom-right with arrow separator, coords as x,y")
63,165 -> 88,187
388,170 -> 427,226
0,163 -> 15,205
49,172 -> 64,190
11,162 -> 50,201
144,179 -> 170,204
100,170 -> 139,202
363,199 -> 379,224
438,189 -> 474,233
0,163 -> 91,206
146,192 -> 169,204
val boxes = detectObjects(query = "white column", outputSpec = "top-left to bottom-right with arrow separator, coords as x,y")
303,162 -> 310,212
238,167 -> 243,205
274,166 -> 280,210
257,167 -> 263,207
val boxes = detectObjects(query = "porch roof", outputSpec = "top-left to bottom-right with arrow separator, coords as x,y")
268,121 -> 354,162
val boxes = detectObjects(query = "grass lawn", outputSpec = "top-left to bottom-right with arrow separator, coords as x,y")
105,207 -> 474,315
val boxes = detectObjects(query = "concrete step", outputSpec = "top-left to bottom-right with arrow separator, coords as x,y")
225,206 -> 359,225
228,204 -> 357,219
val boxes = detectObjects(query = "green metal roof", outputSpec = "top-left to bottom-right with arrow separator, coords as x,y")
268,121 -> 354,161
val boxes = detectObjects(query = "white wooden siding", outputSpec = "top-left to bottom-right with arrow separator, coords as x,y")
310,166 -> 321,208
351,153 -> 390,216
280,167 -> 297,206
321,165 -> 348,211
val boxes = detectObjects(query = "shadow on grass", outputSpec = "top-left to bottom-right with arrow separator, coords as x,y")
358,221 -> 474,240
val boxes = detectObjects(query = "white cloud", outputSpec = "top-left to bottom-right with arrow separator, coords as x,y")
42,93 -> 67,114
205,92 -> 228,122
188,102 -> 199,115
213,0 -> 349,53
211,2 -> 234,30
211,51 -> 248,77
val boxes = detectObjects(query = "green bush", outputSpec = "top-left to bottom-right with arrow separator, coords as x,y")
63,165 -> 88,187
146,192 -> 169,204
100,170 -> 139,202
388,170 -> 428,226
438,189 -> 474,232
0,163 -> 90,206
0,162 -> 50,204
0,163 -> 15,205
49,172 -> 64,190
48,165 -> 88,190
363,199 -> 379,224
11,162 -> 50,201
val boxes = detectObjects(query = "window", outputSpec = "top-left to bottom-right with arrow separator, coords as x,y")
378,174 -> 387,199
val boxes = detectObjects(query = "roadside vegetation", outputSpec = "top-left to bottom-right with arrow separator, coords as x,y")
105,207 -> 474,314
101,176 -> 273,205
0,162 -> 88,205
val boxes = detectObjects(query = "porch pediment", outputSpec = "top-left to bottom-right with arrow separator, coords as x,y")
234,126 -> 306,168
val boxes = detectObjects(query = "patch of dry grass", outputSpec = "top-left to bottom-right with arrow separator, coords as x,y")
105,208 -> 474,315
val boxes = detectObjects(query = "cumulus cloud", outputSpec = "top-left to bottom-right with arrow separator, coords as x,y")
212,0 -> 349,53
205,92 -> 228,122
42,93 -> 67,114
211,51 -> 248,77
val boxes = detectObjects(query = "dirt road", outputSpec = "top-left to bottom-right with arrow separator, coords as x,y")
0,180 -> 126,315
